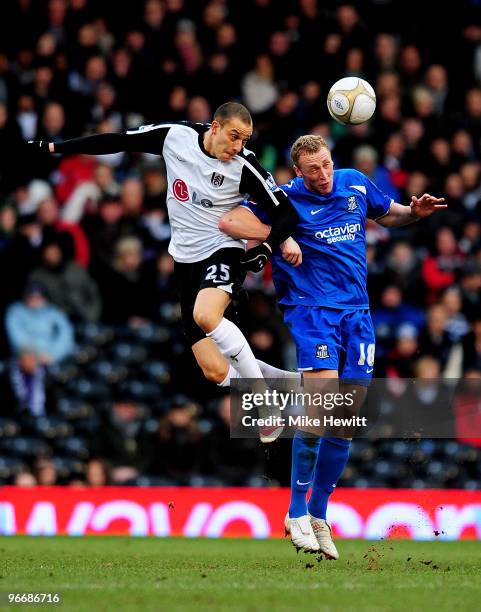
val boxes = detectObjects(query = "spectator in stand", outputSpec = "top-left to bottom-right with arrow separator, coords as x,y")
372,285 -> 425,354
441,287 -> 470,343
383,323 -> 420,378
151,395 -> 208,484
241,54 -> 278,115
389,356 -> 453,438
16,94 -> 38,142
382,241 -> 423,304
459,220 -> 481,257
90,397 -> 155,485
14,471 -> 37,487
418,303 -> 455,370
33,102 -> 67,178
82,193 -> 130,276
422,227 -> 465,304
460,162 -> 481,211
186,96 -> 211,124
96,236 -> 155,325
207,394 -> 266,485
0,201 -> 17,255
119,177 -> 144,236
37,196 -> 90,266
61,163 -> 120,224
153,251 -> 177,311
28,237 -> 101,323
34,458 -> 58,486
353,144 -> 400,202
5,283 -> 74,365
373,33 -> 399,72
85,458 -> 110,486
461,318 -> 481,372
459,262 -> 481,322
0,213 -> 43,314
54,152 -> 97,208
0,101 -> 26,195
0,350 -> 56,418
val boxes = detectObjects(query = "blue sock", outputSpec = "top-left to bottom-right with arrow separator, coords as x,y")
307,437 -> 351,520
288,431 -> 322,518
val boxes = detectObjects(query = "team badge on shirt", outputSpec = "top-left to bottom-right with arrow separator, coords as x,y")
316,344 -> 330,359
211,172 -> 225,187
347,195 -> 358,211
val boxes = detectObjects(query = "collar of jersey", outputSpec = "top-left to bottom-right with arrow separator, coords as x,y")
197,125 -> 218,160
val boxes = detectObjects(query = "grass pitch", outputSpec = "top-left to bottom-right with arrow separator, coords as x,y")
1,537 -> 481,611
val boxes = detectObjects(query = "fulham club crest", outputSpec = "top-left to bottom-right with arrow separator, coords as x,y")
211,172 -> 225,188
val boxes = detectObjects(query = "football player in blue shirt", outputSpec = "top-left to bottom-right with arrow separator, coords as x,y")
219,134 -> 446,558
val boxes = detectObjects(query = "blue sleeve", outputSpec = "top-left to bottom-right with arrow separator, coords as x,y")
239,200 -> 272,225
49,309 -> 74,362
363,174 -> 393,220
5,304 -> 30,353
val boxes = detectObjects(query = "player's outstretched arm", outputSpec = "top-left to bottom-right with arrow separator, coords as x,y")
219,207 -> 302,267
219,207 -> 270,241
238,152 -> 298,271
377,194 -> 447,227
27,125 -> 171,156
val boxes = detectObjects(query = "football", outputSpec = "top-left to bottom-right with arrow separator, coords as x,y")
327,77 -> 376,125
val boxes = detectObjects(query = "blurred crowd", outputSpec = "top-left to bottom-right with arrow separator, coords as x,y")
1,0 -> 481,488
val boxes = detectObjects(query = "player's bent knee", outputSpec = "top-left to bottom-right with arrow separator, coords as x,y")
200,362 -> 227,383
193,308 -> 220,333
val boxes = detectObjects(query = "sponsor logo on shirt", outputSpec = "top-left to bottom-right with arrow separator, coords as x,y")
314,222 -> 361,244
173,178 -> 189,202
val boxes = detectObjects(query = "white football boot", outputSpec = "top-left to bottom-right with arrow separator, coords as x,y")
309,514 -> 339,560
257,398 -> 284,443
258,419 -> 284,443
284,513 -> 320,553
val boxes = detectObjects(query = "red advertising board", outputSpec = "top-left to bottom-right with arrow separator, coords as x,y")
1,487 -> 481,540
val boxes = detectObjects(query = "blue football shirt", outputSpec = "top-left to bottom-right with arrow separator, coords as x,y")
243,169 -> 393,309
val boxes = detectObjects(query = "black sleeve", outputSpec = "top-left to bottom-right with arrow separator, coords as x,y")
239,151 -> 298,249
54,124 -> 173,156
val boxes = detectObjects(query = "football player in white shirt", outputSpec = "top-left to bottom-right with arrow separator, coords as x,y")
29,102 -> 301,441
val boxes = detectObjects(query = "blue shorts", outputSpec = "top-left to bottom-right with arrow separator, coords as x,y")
282,306 -> 375,380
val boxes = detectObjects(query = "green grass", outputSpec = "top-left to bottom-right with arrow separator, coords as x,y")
1,537 -> 481,611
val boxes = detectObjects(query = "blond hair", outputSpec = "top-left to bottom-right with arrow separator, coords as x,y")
290,135 -> 330,165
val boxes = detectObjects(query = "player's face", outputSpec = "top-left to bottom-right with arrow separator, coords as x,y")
295,148 -> 334,194
211,118 -> 253,161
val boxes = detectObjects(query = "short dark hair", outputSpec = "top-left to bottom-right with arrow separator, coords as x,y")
213,102 -> 252,125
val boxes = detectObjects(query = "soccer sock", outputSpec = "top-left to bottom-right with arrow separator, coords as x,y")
288,430 -> 322,518
218,364 -> 240,387
218,361 -> 299,387
207,318 -> 264,378
307,437 -> 351,520
256,359 -> 302,380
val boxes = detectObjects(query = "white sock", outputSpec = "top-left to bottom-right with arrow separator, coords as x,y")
207,318 -> 264,378
218,364 -> 240,387
256,359 -> 301,380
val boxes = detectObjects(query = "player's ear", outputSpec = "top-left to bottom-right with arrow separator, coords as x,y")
211,119 -> 220,134
293,164 -> 302,178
